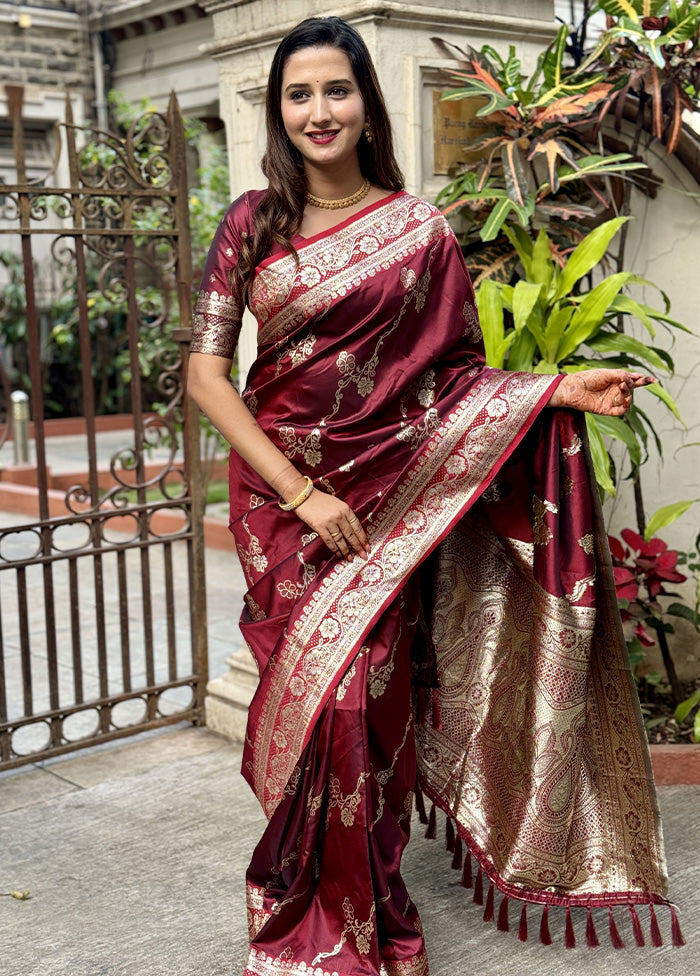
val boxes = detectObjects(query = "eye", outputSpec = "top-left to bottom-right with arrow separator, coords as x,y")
328,87 -> 348,97
289,90 -> 309,101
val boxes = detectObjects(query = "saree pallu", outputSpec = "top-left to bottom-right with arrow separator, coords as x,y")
191,191 -> 673,975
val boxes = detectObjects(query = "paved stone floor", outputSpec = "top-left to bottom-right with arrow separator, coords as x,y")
2,433 -> 699,975
1,726 -> 698,976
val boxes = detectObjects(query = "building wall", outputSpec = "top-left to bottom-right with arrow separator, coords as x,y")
199,0 -> 557,369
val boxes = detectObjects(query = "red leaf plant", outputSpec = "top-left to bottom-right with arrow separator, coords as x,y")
609,528 -> 686,702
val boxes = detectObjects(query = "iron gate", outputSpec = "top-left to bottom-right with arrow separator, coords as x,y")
0,87 -> 207,770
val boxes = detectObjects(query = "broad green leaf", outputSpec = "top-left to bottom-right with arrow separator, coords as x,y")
555,217 -> 628,299
594,415 -> 642,468
585,414 -> 615,496
643,381 -> 683,422
586,332 -> 671,373
507,329 -> 537,372
598,1 -> 640,22
512,280 -> 543,334
675,687 -> 700,725
533,360 -> 560,374
503,225 -> 533,273
480,197 -> 513,242
543,304 -> 574,362
666,603 -> 699,627
645,499 -> 700,542
556,154 -> 646,187
441,80 -> 517,115
476,279 -> 507,367
531,227 -> 554,290
501,140 -> 527,207
609,294 -> 656,338
556,272 -> 634,361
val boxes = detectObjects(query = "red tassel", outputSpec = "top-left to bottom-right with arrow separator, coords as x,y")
540,905 -> 552,945
431,688 -> 442,730
473,866 -> 484,905
649,904 -> 663,947
461,854 -> 473,889
608,907 -> 625,949
586,906 -> 600,948
483,881 -> 495,922
425,803 -> 436,839
565,906 -> 576,949
414,785 -> 428,825
670,906 -> 686,948
497,895 -> 510,932
445,817 -> 455,853
518,902 -> 528,942
629,905 -> 645,946
451,836 -> 463,870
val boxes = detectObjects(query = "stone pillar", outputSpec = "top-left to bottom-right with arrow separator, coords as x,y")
200,0 -> 556,742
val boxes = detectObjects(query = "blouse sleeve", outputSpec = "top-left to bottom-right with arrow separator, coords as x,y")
190,192 -> 254,358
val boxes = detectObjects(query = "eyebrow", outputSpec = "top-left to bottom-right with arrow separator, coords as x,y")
283,78 -> 355,93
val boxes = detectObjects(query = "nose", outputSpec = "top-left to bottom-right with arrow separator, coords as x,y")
309,94 -> 331,126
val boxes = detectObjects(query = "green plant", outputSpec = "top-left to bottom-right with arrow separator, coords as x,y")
433,25 -> 646,270
596,0 -> 700,154
474,216 -> 687,493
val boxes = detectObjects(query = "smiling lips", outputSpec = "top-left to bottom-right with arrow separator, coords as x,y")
306,130 -> 339,144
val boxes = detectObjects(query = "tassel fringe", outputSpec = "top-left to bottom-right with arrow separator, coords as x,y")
649,904 -> 663,947
425,803 -> 436,840
565,906 -> 576,949
483,882 -> 495,923
629,905 -> 645,946
451,836 -> 463,871
497,895 -> 510,933
608,907 -> 625,949
670,906 -> 686,948
461,854 -> 473,889
473,866 -> 484,905
518,902 -> 528,942
419,804 -> 683,949
540,905 -> 552,946
586,906 -> 600,948
413,785 -> 428,825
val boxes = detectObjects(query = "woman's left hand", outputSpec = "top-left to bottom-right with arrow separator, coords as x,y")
547,369 -> 656,416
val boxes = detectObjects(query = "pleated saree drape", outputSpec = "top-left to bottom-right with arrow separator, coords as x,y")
191,190 -> 674,976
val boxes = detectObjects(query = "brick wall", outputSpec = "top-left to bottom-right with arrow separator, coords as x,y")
0,2 -> 94,97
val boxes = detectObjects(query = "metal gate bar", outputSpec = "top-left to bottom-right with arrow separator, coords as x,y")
0,87 -> 207,770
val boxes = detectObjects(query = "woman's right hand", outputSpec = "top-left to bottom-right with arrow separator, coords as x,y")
295,488 -> 370,561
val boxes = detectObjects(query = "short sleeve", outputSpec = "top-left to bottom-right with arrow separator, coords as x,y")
190,192 -> 255,358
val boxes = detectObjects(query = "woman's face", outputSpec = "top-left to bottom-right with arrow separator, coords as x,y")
280,45 -> 366,175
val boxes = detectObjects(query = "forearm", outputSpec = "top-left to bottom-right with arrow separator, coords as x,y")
187,362 -> 307,502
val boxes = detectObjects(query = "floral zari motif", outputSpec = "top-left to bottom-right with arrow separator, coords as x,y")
195,190 -> 669,974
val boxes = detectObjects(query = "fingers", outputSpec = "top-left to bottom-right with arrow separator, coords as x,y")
326,512 -> 370,561
612,372 -> 656,413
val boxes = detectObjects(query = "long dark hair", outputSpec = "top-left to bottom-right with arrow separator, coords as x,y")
232,16 -> 405,304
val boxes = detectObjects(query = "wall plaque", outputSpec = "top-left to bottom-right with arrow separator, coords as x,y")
432,90 -> 491,175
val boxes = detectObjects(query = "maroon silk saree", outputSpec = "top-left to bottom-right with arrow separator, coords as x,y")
191,191 -> 674,976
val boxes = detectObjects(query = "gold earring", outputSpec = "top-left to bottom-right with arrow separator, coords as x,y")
364,123 -> 373,144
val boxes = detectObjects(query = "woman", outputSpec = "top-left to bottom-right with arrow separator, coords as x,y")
188,16 -> 678,976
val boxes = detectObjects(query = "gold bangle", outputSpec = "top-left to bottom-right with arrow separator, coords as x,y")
278,476 -> 313,511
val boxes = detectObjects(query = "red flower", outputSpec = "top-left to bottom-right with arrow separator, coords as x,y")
609,530 -> 686,601
634,621 -> 656,647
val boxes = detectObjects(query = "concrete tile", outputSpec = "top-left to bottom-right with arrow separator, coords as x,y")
0,766 -> 79,814
42,726 -> 228,789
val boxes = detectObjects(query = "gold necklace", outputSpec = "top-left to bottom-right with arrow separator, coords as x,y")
306,178 -> 371,211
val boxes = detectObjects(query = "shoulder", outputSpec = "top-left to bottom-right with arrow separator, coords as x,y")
221,188 -> 267,237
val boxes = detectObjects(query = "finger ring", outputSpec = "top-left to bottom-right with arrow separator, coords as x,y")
350,516 -> 359,524
330,531 -> 340,538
